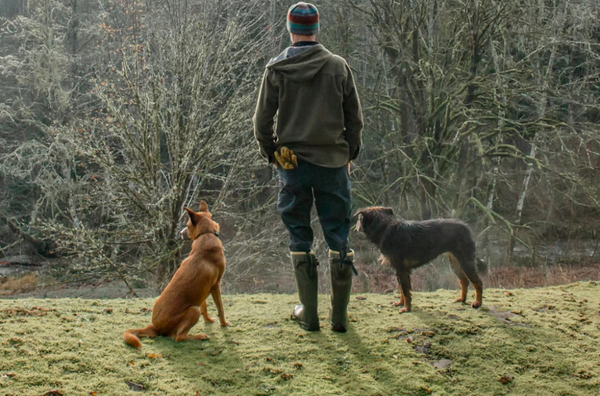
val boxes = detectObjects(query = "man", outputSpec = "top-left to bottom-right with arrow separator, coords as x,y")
253,2 -> 364,333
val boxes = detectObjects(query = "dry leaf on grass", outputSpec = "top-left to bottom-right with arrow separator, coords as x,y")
263,367 -> 282,375
1,307 -> 54,317
499,374 -> 514,384
387,327 -> 407,333
125,380 -> 144,391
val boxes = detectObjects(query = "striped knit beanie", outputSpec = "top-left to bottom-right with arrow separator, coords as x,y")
287,2 -> 319,36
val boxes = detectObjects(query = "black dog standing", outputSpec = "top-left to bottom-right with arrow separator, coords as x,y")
355,207 -> 487,313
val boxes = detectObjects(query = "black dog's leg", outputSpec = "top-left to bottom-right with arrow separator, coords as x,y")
448,253 -> 470,304
392,295 -> 405,307
458,258 -> 483,308
379,255 -> 404,307
396,270 -> 412,314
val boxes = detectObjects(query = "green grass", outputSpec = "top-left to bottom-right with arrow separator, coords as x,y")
1,282 -> 599,395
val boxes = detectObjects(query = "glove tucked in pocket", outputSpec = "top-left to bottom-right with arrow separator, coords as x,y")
274,147 -> 299,170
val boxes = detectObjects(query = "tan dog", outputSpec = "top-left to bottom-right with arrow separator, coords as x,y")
123,201 -> 229,348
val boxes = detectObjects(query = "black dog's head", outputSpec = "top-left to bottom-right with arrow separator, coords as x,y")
355,207 -> 394,234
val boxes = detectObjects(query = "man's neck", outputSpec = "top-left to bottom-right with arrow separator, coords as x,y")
290,33 -> 317,44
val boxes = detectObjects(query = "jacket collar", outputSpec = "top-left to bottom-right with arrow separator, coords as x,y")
292,41 -> 318,47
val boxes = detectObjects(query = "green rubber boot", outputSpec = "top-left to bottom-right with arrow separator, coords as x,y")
291,251 -> 320,331
329,249 -> 355,333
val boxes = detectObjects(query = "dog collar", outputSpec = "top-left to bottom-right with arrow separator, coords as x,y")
197,230 -> 220,238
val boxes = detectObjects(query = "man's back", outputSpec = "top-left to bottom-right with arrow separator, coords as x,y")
253,42 -> 363,168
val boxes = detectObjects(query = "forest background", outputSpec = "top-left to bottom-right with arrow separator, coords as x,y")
1,0 -> 599,296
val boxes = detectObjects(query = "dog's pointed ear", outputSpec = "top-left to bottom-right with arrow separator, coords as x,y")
199,200 -> 209,212
184,207 -> 198,225
352,209 -> 363,218
384,207 -> 394,216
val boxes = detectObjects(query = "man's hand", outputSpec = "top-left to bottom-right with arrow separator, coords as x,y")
347,162 -> 351,173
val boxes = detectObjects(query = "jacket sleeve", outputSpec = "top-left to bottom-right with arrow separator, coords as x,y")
253,68 -> 279,163
342,62 -> 364,161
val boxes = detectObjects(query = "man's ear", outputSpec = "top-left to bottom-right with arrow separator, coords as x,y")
384,207 -> 394,216
184,207 -> 198,225
199,200 -> 209,212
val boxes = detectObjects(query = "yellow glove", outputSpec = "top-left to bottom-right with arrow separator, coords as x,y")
274,147 -> 298,169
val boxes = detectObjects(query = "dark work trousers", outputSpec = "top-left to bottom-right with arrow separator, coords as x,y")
277,160 -> 352,253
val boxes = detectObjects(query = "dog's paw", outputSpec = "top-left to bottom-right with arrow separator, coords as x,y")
220,320 -> 231,327
391,300 -> 404,307
398,307 -> 411,314
204,317 -> 216,324
195,334 -> 210,340
471,301 -> 482,309
454,297 -> 466,304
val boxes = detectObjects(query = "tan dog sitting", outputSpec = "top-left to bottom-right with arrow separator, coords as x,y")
123,201 -> 229,348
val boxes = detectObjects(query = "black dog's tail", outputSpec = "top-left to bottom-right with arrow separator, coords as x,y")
476,258 -> 488,275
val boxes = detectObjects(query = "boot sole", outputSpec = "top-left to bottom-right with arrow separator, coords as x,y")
291,314 -> 320,331
294,318 -> 320,331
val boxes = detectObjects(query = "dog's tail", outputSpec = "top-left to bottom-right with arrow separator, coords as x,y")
476,258 -> 488,275
123,325 -> 158,348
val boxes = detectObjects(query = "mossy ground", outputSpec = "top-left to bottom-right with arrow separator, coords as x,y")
1,282 -> 599,395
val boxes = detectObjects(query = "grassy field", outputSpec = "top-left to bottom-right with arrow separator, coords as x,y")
0,282 -> 599,396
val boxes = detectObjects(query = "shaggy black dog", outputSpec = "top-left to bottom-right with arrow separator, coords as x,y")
355,207 -> 487,313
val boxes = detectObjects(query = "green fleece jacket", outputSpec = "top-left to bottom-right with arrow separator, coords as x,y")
253,44 -> 363,168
